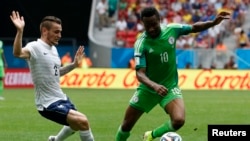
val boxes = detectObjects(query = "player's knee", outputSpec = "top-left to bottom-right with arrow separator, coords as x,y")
78,116 -> 90,130
121,122 -> 133,132
172,117 -> 185,130
69,116 -> 90,131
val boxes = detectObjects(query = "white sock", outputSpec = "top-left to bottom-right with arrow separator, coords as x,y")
55,126 -> 75,141
79,129 -> 94,141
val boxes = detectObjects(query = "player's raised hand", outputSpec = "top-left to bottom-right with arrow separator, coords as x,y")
73,45 -> 85,67
10,11 -> 25,31
213,11 -> 231,25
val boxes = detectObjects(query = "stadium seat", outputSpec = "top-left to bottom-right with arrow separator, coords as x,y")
127,30 -> 138,38
125,37 -> 136,48
116,30 -> 127,40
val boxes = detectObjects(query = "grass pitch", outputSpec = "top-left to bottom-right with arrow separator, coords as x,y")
0,88 -> 249,141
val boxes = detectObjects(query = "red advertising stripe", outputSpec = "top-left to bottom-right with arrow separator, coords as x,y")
4,68 -> 34,88
3,68 -> 250,90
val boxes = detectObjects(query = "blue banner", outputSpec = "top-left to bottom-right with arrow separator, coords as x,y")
235,49 -> 250,69
111,48 -> 134,68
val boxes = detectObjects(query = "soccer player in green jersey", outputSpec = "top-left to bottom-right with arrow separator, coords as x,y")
0,40 -> 7,100
115,7 -> 231,141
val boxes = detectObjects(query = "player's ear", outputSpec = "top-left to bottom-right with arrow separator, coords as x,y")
41,27 -> 48,35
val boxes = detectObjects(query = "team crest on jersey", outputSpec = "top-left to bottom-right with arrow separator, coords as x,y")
149,48 -> 154,53
168,36 -> 175,45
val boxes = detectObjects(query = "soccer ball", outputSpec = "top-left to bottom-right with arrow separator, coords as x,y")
160,132 -> 182,141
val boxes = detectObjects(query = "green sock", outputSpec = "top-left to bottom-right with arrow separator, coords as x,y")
0,80 -> 3,97
115,126 -> 130,141
152,120 -> 175,138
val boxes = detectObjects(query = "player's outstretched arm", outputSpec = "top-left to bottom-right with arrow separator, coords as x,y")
73,45 -> 85,67
191,11 -> 231,33
59,45 -> 84,76
10,11 -> 30,59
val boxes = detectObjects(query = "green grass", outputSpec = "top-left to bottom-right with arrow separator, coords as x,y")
0,89 -> 249,141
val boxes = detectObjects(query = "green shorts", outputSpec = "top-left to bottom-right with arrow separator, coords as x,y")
129,87 -> 183,113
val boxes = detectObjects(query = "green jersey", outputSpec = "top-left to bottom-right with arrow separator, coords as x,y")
134,23 -> 192,92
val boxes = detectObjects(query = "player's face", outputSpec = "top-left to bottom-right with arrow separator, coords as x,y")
46,23 -> 62,46
142,15 -> 161,38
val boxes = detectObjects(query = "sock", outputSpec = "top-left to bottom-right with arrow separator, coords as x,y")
55,126 -> 75,141
79,129 -> 94,141
152,120 -> 175,138
0,80 -> 3,97
115,126 -> 130,141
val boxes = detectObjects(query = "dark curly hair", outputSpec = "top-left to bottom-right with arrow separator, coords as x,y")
140,7 -> 160,21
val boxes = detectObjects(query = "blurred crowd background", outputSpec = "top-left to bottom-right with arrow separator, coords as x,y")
95,0 -> 250,69
1,0 -> 250,69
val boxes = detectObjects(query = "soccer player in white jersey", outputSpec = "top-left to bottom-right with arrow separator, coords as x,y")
10,11 -> 94,141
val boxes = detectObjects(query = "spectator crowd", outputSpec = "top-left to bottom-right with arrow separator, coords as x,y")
96,0 -> 250,69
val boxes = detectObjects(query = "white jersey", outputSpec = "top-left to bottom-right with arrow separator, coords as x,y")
25,39 -> 67,111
